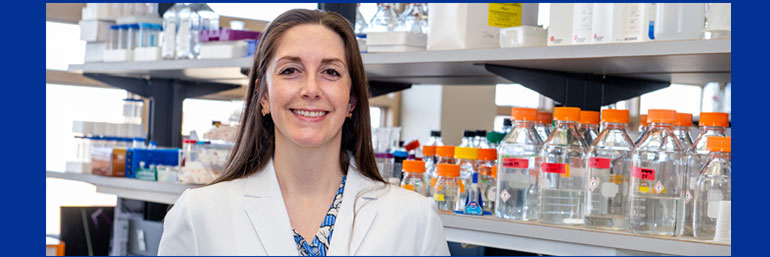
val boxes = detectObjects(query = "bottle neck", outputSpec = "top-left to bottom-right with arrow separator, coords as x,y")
649,122 -> 674,130
699,126 -> 727,136
513,120 -> 535,128
555,120 -> 579,129
601,122 -> 626,130
437,156 -> 454,164
580,123 -> 599,129
708,151 -> 731,159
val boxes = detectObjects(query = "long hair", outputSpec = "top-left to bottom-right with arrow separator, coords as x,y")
211,9 -> 383,185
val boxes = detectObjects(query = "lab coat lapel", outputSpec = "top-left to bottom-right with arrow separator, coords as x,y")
328,166 -> 386,255
242,160 -> 297,255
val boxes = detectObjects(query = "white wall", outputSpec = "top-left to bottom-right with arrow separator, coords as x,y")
400,85 -> 443,144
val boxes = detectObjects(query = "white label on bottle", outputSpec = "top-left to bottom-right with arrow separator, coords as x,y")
500,189 -> 511,203
601,182 -> 619,198
707,190 -> 724,218
487,186 -> 497,202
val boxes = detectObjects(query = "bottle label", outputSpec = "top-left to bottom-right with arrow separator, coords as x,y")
588,157 -> 611,169
464,201 -> 483,215
433,193 -> 445,201
631,166 -> 655,180
500,189 -> 511,203
401,184 -> 415,192
541,163 -> 567,175
488,3 -> 521,28
502,157 -> 529,169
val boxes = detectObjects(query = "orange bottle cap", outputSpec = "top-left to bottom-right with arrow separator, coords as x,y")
553,107 -> 581,121
579,111 -> 600,125
707,136 -> 731,152
436,163 -> 460,177
404,140 -> 421,152
640,114 -> 649,126
647,109 -> 677,124
422,145 -> 436,156
676,113 -> 693,127
402,160 -> 426,173
454,147 -> 479,160
478,148 -> 497,161
601,109 -> 629,123
511,108 -> 538,121
699,112 -> 729,127
436,146 -> 455,158
537,112 -> 553,124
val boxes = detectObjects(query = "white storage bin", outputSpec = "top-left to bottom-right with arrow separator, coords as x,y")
367,31 -> 427,52
84,42 -> 108,63
79,20 -> 115,42
199,41 -> 248,59
654,3 -> 706,41
103,49 -> 133,62
547,4 -> 574,46
500,26 -> 547,48
427,3 -> 538,50
133,47 -> 162,61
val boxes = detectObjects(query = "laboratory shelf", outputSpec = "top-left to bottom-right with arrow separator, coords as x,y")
439,213 -> 730,256
46,171 -> 193,205
46,171 -> 729,255
69,39 -> 731,86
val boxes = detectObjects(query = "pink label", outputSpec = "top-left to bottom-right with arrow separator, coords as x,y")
541,163 -> 566,174
632,166 -> 655,180
502,158 -> 529,169
589,157 -> 611,169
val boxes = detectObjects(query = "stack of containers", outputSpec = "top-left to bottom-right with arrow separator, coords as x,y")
539,107 -> 588,225
628,109 -> 685,236
80,4 -> 118,62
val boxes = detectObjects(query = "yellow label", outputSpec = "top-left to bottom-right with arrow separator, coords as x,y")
561,164 -> 571,178
434,193 -> 445,201
488,3 -> 522,28
611,175 -> 624,184
402,184 -> 415,192
639,186 -> 650,193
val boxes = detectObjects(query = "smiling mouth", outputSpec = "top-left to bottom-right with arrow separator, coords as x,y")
290,109 -> 329,118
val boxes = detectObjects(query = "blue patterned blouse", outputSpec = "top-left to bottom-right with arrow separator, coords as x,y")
292,175 -> 346,256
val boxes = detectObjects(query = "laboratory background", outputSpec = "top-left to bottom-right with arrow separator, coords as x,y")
45,3 -> 731,256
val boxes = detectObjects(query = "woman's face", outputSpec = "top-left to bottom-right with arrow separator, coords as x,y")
263,24 -> 353,149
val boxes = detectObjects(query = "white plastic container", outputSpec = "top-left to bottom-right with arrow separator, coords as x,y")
706,3 -> 731,39
572,3 -> 593,45
500,26 -> 547,48
199,41 -> 248,59
623,3 -> 656,42
103,49 -> 133,62
79,20 -> 115,42
547,4 -> 573,46
366,31 -> 427,52
427,3 -> 538,50
84,42 -> 108,63
654,3 -> 706,41
591,3 -> 624,44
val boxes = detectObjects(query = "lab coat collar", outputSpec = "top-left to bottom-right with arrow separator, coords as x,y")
241,157 -> 388,255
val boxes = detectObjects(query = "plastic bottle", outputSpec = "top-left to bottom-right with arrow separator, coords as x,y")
474,130 -> 491,149
635,114 -> 649,146
193,3 -> 219,31
161,3 -> 181,59
628,109 -> 686,236
354,3 -> 368,34
426,130 -> 444,146
401,160 -> 428,196
654,3 -> 706,41
684,112 -> 729,236
674,113 -> 694,150
579,110 -> 601,145
464,173 -> 484,215
368,3 -> 398,33
459,130 -> 475,147
176,3 -> 201,59
539,107 -> 588,225
392,150 -> 408,184
433,163 -> 463,213
705,3 -> 731,39
584,109 -> 635,230
486,132 -> 506,149
535,112 -> 553,143
496,107 -> 543,221
454,147 -> 478,200
477,148 -> 497,214
397,3 -> 429,33
692,136 -> 731,240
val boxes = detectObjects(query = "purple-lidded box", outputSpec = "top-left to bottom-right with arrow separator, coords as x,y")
200,28 -> 263,42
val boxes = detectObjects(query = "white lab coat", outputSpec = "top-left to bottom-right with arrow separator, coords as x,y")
158,159 -> 451,255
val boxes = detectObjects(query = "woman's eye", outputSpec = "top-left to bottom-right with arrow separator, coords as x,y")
324,69 -> 340,77
280,67 -> 298,75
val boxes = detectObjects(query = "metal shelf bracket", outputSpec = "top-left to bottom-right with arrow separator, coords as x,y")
483,64 -> 670,111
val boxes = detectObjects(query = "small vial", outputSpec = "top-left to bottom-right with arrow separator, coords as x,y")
579,110 -> 601,145
401,160 -> 428,196
434,163 -> 463,213
535,112 -> 553,143
693,136 -> 731,240
477,148 -> 497,214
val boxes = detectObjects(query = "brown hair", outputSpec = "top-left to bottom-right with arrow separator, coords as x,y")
211,9 -> 383,184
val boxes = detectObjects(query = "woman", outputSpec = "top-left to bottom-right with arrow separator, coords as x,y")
158,9 -> 450,256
